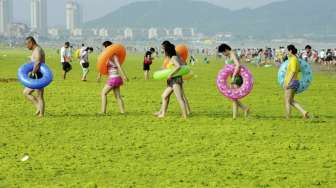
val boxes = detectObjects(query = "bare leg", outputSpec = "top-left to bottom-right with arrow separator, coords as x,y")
327,61 -> 330,70
172,84 -> 188,119
183,94 -> 191,115
231,82 -> 248,119
82,68 -> 89,81
36,88 -> 45,117
285,89 -> 293,119
181,87 -> 191,115
232,100 -> 238,119
291,101 -> 309,118
154,96 -> 170,116
97,73 -> 102,82
236,100 -> 249,117
23,88 -> 39,114
101,85 -> 113,114
113,87 -> 125,114
144,70 -> 149,80
157,87 -> 173,118
286,88 -> 309,118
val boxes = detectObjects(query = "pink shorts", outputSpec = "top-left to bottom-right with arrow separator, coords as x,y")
107,76 -> 123,88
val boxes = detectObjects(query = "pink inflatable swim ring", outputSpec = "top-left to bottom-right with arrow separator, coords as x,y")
217,64 -> 254,100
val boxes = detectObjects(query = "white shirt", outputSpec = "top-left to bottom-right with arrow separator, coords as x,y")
60,46 -> 71,62
80,50 -> 89,64
319,51 -> 325,58
80,47 -> 86,55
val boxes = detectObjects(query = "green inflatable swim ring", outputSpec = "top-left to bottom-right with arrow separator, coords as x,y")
154,66 -> 190,80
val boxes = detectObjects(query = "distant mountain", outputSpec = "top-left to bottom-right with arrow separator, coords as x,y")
86,0 -> 336,37
234,0 -> 336,37
86,0 -> 229,28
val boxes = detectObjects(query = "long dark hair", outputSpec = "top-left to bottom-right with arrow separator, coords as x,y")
163,43 -> 177,58
218,43 -> 231,53
161,40 -> 171,53
102,41 -> 113,48
287,44 -> 298,55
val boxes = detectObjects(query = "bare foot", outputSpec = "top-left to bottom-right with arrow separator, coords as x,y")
157,114 -> 165,118
35,110 -> 40,116
303,112 -> 310,119
153,111 -> 161,116
244,108 -> 250,118
186,110 -> 191,116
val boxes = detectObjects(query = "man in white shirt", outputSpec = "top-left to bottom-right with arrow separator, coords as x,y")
79,47 -> 93,81
60,42 -> 72,80
79,43 -> 86,56
319,49 -> 326,64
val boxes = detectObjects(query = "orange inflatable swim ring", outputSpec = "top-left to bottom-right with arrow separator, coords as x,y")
175,44 -> 189,62
97,44 -> 126,75
162,44 -> 189,68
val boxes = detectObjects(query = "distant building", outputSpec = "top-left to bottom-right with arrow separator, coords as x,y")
164,28 -> 170,36
99,28 -> 108,37
173,27 -> 183,37
8,23 -> 30,38
71,28 -> 82,37
224,33 -> 232,38
148,28 -> 158,40
124,28 -> 133,40
48,28 -> 60,38
66,0 -> 82,32
92,28 -> 98,36
0,0 -> 13,36
30,0 -> 47,36
190,28 -> 195,37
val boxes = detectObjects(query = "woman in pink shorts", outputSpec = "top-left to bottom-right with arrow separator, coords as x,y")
101,41 -> 129,114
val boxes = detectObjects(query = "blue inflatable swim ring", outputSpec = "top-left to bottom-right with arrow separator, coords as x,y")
278,59 -> 312,94
18,62 -> 53,89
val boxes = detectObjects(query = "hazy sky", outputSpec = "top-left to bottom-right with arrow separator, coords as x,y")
13,0 -> 284,26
